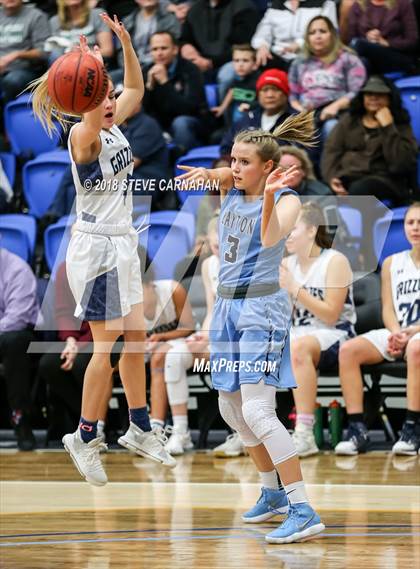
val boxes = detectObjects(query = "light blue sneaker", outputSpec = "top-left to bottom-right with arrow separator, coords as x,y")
242,487 -> 289,523
265,502 -> 325,543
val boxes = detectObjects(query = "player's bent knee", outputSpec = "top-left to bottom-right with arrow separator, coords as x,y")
339,339 -> 360,363
242,398 -> 278,441
218,395 -> 260,446
406,339 -> 420,366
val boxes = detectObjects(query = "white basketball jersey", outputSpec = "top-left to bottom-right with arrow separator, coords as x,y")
390,250 -> 420,328
145,280 -> 177,331
207,254 -> 220,296
286,249 -> 356,332
68,124 -> 134,228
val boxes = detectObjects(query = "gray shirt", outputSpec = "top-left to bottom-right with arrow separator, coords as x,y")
49,8 -> 108,50
0,5 -> 50,71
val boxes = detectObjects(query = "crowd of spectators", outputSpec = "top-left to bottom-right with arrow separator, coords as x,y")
0,0 -> 419,452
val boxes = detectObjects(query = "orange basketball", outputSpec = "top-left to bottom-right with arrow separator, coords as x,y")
47,51 -> 109,114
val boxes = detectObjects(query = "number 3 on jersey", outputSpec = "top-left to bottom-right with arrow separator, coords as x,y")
225,234 -> 240,263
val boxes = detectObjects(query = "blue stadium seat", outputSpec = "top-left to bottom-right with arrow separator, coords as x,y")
0,214 -> 36,257
134,210 -> 195,279
204,84 -> 218,108
373,207 -> 410,266
23,150 -> 71,218
0,152 -> 16,188
338,205 -> 363,249
44,215 -> 74,273
395,76 -> 420,144
4,94 -> 62,158
0,225 -> 31,261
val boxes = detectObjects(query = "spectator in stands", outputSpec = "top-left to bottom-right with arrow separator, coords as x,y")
112,0 -> 180,81
281,203 -> 357,457
180,0 -> 260,95
46,0 -> 113,65
288,16 -> 366,142
321,75 -> 418,205
347,0 -> 419,74
219,68 -> 291,156
278,146 -> 331,198
143,31 -> 210,153
166,1 -> 191,23
336,202 -> 420,456
144,259 -> 195,450
251,0 -> 337,71
211,44 -> 259,128
0,246 -> 39,450
39,261 -> 112,439
0,0 -> 50,103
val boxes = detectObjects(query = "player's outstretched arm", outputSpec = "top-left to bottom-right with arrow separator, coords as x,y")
100,13 -> 145,124
177,166 -> 234,201
261,165 -> 301,247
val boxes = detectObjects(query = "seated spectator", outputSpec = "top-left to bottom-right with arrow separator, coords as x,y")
251,0 -> 337,71
111,0 -> 180,81
336,202 -> 420,456
288,16 -> 366,142
0,246 -> 40,450
38,261 -> 112,439
144,261 -> 195,450
220,68 -> 291,156
46,0 -> 113,65
180,0 -> 260,95
348,0 -> 418,74
211,44 -> 259,128
281,203 -> 356,457
321,75 -> 418,206
143,31 -> 210,154
278,146 -> 331,198
0,0 -> 50,103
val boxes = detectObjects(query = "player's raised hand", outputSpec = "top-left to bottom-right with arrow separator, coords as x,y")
264,164 -> 300,195
177,165 -> 210,189
100,13 -> 131,46
78,35 -> 103,64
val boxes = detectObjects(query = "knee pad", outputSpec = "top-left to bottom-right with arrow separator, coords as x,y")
218,394 -> 260,447
164,343 -> 193,405
242,397 -> 279,442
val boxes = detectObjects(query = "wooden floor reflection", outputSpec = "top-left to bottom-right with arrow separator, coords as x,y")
1,450 -> 419,568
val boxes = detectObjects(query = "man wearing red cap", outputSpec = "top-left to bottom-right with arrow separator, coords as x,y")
220,69 -> 292,156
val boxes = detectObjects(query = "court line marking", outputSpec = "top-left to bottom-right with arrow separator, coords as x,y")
1,532 -> 420,548
2,524 -> 419,540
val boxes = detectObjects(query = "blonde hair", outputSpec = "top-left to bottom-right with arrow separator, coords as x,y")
234,112 -> 316,167
357,0 -> 396,9
57,0 -> 90,30
303,16 -> 352,64
29,72 -> 81,136
278,145 -> 316,180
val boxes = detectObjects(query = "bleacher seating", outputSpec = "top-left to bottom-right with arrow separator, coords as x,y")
23,150 -> 71,218
44,215 -> 74,273
373,207 -> 410,266
0,152 -> 16,188
0,214 -> 36,258
395,76 -> 420,144
4,94 -> 62,158
0,225 -> 31,261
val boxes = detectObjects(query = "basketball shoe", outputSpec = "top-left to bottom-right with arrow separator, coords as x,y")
118,422 -> 177,467
213,433 -> 245,457
242,487 -> 289,523
292,423 -> 319,457
62,430 -> 108,486
265,502 -> 325,544
165,425 -> 194,455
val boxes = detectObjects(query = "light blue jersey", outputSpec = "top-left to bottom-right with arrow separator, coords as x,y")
210,187 -> 298,392
219,188 -> 295,287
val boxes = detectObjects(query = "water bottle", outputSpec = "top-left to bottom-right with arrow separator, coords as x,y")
328,400 -> 343,448
314,403 -> 324,448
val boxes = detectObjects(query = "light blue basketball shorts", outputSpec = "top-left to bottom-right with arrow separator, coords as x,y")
209,289 -> 296,392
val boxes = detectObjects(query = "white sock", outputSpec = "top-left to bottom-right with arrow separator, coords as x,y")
173,415 -> 188,433
97,420 -> 105,438
150,418 -> 165,430
284,480 -> 308,504
260,469 -> 280,490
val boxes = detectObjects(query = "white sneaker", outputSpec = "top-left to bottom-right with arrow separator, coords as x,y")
165,426 -> 194,456
118,422 -> 177,468
62,430 -> 108,487
213,433 -> 245,457
292,423 -> 319,457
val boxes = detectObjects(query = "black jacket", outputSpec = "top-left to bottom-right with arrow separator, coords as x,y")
143,56 -> 209,129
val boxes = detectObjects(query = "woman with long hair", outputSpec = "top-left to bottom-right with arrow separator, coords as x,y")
288,15 -> 366,141
178,112 -> 325,544
31,14 -> 176,487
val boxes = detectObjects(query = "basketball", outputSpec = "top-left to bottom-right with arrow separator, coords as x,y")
47,51 -> 109,114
